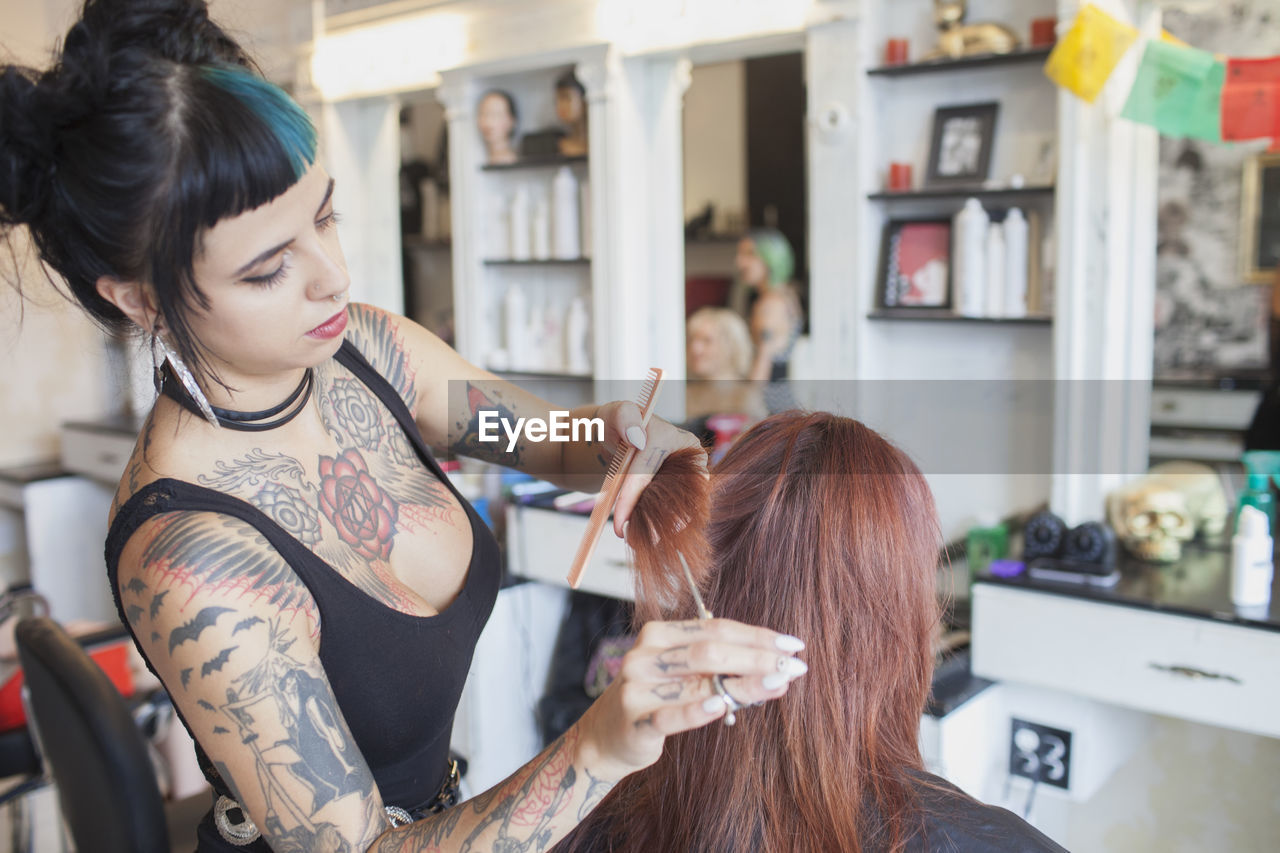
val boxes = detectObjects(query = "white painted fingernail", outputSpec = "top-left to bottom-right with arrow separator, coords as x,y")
626,425 -> 647,451
703,695 -> 726,713
762,673 -> 788,690
775,635 -> 805,652
778,657 -> 808,677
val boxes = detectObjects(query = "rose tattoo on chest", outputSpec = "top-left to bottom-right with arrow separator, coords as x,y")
317,449 -> 399,562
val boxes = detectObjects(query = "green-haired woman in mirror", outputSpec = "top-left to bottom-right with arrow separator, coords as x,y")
735,228 -> 803,409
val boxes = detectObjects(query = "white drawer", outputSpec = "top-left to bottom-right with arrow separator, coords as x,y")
60,425 -> 135,485
971,584 -> 1280,739
1149,387 -> 1260,430
505,505 -> 635,601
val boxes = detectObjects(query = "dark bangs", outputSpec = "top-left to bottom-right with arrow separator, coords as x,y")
146,64 -> 317,389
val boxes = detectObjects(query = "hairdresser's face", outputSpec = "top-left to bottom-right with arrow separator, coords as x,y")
687,317 -> 732,379
477,93 -> 515,147
735,238 -> 768,289
186,164 -> 350,386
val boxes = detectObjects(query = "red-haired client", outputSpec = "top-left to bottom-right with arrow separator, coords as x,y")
557,411 -> 1067,852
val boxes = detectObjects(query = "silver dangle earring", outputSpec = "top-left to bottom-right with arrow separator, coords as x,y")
151,330 -> 220,428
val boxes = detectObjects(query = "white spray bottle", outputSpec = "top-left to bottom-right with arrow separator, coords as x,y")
1232,504 -> 1274,608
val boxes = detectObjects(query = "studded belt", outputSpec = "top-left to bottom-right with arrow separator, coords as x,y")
215,758 -> 462,844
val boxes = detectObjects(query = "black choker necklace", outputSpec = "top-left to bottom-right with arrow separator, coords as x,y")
161,366 -> 314,432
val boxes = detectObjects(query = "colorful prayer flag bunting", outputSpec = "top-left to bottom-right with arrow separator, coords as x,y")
1042,5 -> 1280,144
1184,60 -> 1226,143
1044,4 -> 1138,103
1221,57 -> 1280,142
1121,41 -> 1215,138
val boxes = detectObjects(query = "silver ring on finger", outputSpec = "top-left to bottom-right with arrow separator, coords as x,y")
711,674 -> 746,726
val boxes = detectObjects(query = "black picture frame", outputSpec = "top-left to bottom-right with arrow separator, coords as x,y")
926,102 -> 1000,187
875,218 -> 953,309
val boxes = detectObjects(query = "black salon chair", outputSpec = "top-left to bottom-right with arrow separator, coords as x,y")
15,617 -> 172,853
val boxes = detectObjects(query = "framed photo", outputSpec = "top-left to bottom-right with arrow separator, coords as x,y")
926,102 -> 999,186
876,219 -> 952,309
1240,152 -> 1280,285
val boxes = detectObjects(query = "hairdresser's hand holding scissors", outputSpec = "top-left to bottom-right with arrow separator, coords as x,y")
574,613 -> 807,776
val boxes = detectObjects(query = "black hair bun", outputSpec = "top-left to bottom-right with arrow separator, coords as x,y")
68,0 -> 246,68
0,67 -> 54,226
51,0 -> 251,118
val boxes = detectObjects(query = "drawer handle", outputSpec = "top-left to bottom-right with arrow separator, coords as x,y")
604,558 -> 632,570
97,452 -> 121,465
1148,663 -> 1242,685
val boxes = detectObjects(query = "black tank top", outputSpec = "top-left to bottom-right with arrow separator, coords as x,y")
104,339 -> 501,850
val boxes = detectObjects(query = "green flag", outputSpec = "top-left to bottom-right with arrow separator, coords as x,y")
1121,40 -> 1216,137
1184,60 -> 1226,142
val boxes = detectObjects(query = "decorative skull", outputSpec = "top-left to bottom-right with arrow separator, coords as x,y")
1106,462 -> 1229,564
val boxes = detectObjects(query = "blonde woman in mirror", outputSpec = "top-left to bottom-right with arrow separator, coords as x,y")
685,307 -> 766,421
735,229 -> 803,401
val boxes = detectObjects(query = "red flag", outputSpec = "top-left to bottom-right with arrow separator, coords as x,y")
1222,57 -> 1280,141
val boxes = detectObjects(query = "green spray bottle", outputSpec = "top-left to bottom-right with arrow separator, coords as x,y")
1237,451 -> 1280,534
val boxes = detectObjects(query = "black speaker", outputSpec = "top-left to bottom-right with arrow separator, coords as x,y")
1022,511 -> 1067,560
1061,521 -> 1117,567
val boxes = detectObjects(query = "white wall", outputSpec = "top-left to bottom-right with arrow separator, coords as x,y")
0,0 -> 111,468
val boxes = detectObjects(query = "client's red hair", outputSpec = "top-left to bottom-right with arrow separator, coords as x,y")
561,411 -> 942,852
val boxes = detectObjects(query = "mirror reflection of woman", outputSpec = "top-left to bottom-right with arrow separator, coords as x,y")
685,307 -> 765,421
0,2 -> 806,850
735,228 -> 803,411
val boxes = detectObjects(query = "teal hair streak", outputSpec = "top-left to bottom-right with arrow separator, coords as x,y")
199,65 -> 317,179
748,227 -> 795,289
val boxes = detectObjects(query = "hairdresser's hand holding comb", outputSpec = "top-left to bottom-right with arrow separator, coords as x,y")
574,618 -> 808,776
594,400 -> 706,539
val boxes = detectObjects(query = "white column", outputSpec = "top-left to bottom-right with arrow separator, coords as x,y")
321,96 -> 404,314
1050,0 -> 1158,524
438,72 -> 483,365
805,11 -> 864,383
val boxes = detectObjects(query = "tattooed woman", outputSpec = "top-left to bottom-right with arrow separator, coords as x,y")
0,2 -> 806,850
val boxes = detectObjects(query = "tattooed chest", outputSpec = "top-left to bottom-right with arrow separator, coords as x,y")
193,378 -> 470,609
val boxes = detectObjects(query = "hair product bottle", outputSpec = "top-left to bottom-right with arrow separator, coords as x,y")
532,194 -> 552,261
580,178 -> 592,257
503,286 -> 527,362
1003,207 -> 1029,317
509,187 -> 531,260
552,166 -> 581,260
565,296 -> 591,374
985,221 -> 1006,319
1231,505 -> 1274,608
953,198 -> 988,317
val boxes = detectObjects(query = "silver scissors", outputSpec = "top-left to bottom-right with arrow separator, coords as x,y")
677,551 -> 745,725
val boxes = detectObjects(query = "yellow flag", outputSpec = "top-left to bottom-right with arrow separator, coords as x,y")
1044,4 -> 1140,103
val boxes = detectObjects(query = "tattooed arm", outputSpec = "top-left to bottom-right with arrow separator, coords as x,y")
345,302 -> 703,526
120,511 -> 392,851
118,511 -> 802,852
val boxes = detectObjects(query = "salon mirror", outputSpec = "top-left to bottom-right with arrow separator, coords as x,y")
681,51 -> 809,446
